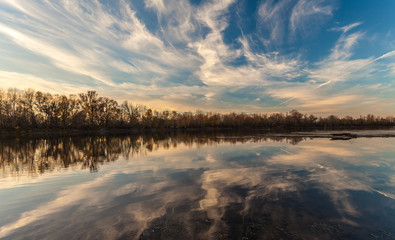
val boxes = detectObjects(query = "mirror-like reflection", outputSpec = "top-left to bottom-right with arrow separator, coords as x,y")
0,132 -> 305,178
0,132 -> 394,240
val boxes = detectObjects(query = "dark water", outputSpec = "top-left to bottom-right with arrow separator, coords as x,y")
0,132 -> 394,240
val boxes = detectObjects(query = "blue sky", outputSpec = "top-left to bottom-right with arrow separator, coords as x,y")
0,0 -> 394,116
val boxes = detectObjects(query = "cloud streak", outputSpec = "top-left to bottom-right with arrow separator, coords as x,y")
0,0 -> 394,115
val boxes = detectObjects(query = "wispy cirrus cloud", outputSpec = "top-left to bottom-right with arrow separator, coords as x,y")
0,0 -> 394,115
290,0 -> 333,33
309,31 -> 372,86
330,22 -> 363,34
258,0 -> 293,44
0,70 -> 89,94
0,22 -> 117,86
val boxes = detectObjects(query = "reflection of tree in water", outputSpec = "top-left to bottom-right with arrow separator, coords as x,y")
0,132 -> 307,177
1,133 -> 393,240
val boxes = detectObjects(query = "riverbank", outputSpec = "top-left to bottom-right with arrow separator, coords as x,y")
256,129 -> 395,140
1,127 -> 395,140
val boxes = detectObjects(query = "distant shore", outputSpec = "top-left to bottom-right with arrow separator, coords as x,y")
257,129 -> 395,140
1,127 -> 395,140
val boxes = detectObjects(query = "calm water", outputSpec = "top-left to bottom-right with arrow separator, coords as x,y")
0,133 -> 394,240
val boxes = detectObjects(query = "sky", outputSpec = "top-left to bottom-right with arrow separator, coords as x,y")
0,0 -> 394,116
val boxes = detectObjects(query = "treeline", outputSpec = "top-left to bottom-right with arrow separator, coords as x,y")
0,88 -> 394,131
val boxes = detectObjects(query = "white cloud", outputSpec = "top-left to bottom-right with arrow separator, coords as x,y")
307,31 -> 373,86
0,70 -> 88,94
330,22 -> 363,33
290,0 -> 333,32
374,50 -> 395,61
258,0 -> 292,43
0,0 -> 393,115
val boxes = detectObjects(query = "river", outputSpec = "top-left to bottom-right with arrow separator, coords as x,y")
0,132 -> 394,239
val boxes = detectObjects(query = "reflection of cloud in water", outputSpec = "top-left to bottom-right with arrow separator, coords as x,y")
198,167 -> 305,236
266,142 -> 365,219
205,153 -> 217,163
195,138 -> 395,237
199,168 -> 259,236
1,136 -> 395,239
264,139 -> 395,226
0,171 -> 117,239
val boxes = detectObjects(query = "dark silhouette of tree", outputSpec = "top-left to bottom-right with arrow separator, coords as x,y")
0,87 -> 394,131
78,91 -> 99,127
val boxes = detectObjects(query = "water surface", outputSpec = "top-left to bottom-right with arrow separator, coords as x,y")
0,133 -> 394,239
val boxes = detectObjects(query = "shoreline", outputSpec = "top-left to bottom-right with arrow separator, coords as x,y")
1,128 -> 395,140
257,130 -> 395,140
